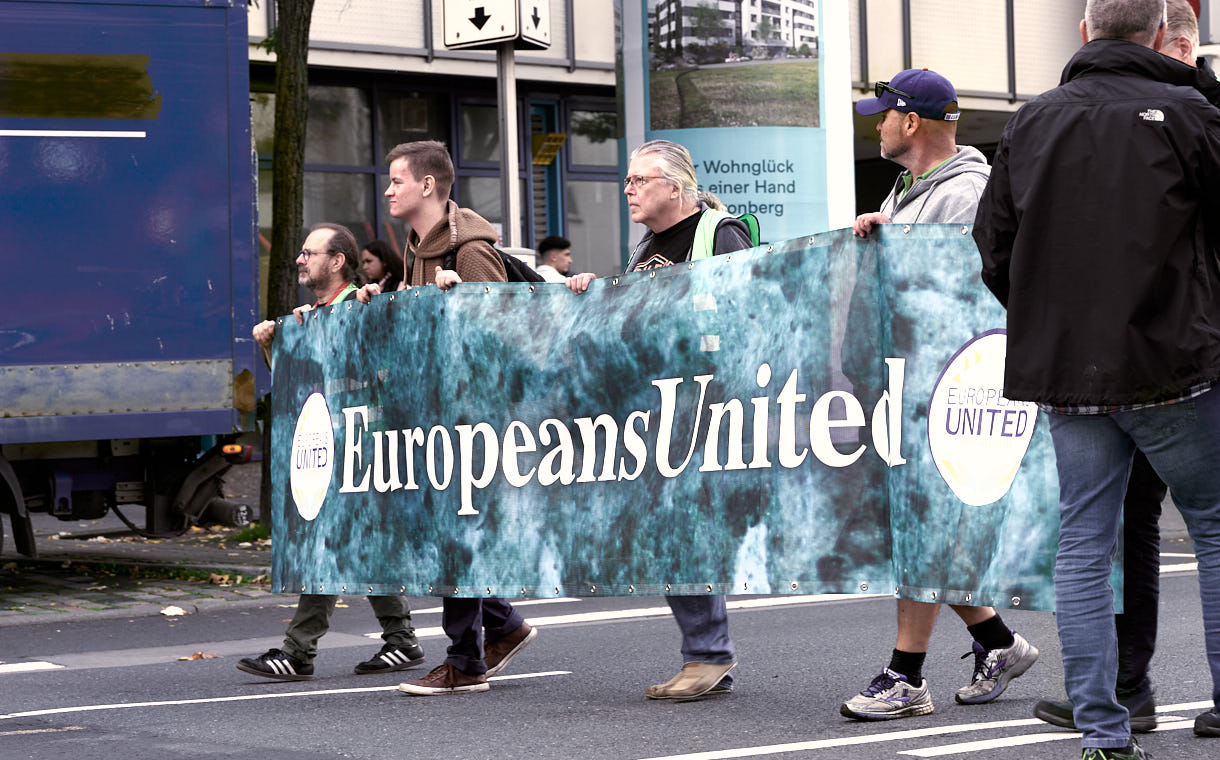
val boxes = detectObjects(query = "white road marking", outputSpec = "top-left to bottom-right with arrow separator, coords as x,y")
0,726 -> 85,737
0,662 -> 64,674
0,130 -> 146,138
900,718 -> 1200,756
1160,552 -> 1196,558
635,719 -> 1045,759
636,702 -> 1215,760
366,594 -> 890,638
409,597 -> 582,615
0,670 -> 571,721
1160,562 -> 1199,574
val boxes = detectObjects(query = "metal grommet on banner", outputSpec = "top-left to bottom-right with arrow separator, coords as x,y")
301,585 -> 306,592
766,246 -> 773,253
318,585 -> 324,592
903,224 -> 912,234
726,255 -> 732,261
808,236 -> 816,244
453,587 -> 459,595
414,290 -> 420,298
790,582 -> 798,590
930,591 -> 937,600
368,586 -> 373,593
649,271 -> 656,279
965,593 -> 972,602
860,583 -> 869,592
1011,596 -> 1021,607
520,587 -> 527,595
743,582 -> 748,591
389,294 -> 395,302
346,303 -> 352,310
311,311 -> 318,320
486,587 -> 492,595
400,586 -> 406,593
484,286 -> 490,293
528,286 -> 535,293
665,584 -> 672,592
961,225 -> 970,235
589,585 -> 597,593
705,584 -> 712,593
612,277 -> 619,285
276,318 -> 283,325
628,585 -> 635,593
428,585 -> 433,594
688,263 -> 694,269
554,586 -> 560,595
341,585 -> 347,592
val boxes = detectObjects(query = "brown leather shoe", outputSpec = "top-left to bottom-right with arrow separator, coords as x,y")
397,663 -> 489,695
484,622 -> 538,676
645,662 -> 736,701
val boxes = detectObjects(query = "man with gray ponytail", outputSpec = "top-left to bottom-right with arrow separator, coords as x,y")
567,139 -> 752,701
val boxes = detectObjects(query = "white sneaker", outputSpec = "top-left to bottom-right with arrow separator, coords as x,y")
955,632 -> 1039,704
840,668 -> 934,720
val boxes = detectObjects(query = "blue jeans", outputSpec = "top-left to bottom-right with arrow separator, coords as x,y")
667,595 -> 736,687
1048,388 -> 1220,749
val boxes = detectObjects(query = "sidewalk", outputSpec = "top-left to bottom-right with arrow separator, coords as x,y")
0,462 -> 277,627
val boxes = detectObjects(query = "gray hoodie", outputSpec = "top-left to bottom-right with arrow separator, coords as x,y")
878,145 -> 990,224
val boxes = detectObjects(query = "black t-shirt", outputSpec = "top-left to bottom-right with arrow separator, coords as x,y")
632,211 -> 702,271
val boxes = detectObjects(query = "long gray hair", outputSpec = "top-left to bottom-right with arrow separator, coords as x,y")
630,139 -> 725,210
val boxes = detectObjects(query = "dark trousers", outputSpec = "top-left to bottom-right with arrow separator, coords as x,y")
442,596 -> 524,675
1117,450 -> 1165,698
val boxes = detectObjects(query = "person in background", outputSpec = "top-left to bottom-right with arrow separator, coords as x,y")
360,239 -> 403,294
534,236 -> 572,283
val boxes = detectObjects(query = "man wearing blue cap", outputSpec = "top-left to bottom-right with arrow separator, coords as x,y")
841,67 -> 1040,722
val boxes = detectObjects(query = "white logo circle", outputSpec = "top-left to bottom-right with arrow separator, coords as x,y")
927,330 -> 1037,507
290,392 -> 334,521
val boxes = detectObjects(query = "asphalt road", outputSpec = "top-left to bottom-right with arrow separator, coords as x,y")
0,564 -> 1214,760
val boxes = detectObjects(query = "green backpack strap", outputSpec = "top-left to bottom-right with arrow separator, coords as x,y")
738,213 -> 761,247
692,209 -> 732,260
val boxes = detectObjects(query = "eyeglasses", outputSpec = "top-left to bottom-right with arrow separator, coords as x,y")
875,80 -> 915,100
297,248 -> 336,260
623,174 -> 669,190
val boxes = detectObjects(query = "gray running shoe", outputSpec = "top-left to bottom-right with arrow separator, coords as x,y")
955,632 -> 1039,704
840,668 -> 934,720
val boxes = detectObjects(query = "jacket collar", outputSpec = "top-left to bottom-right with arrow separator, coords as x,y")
1060,38 -> 1199,88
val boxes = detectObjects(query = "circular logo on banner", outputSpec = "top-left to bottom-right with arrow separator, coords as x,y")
290,392 -> 334,521
927,330 -> 1037,507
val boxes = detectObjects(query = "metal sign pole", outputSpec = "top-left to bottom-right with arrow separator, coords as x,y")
497,40 -> 521,248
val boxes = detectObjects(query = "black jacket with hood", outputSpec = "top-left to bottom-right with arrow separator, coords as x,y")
973,38 -> 1220,406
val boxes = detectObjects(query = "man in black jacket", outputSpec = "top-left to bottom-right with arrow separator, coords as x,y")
973,0 -> 1220,757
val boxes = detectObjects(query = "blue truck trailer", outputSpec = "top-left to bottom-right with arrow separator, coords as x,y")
0,0 -> 259,555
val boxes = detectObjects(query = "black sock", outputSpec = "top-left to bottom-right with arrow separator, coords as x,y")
888,649 -> 926,684
968,613 -> 1015,651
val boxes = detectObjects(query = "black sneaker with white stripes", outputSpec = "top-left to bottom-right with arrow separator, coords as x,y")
236,648 -> 314,681
353,642 -> 425,675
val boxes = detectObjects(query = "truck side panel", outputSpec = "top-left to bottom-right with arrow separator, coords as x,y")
0,0 -> 256,444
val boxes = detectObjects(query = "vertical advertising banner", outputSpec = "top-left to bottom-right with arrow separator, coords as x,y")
619,0 -> 854,249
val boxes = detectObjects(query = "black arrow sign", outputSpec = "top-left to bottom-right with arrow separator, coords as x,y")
531,6 -> 540,27
471,6 -> 490,30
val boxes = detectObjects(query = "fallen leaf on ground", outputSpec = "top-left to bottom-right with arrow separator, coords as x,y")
207,573 -> 230,585
86,536 -> 112,543
86,586 -> 108,591
160,605 -> 189,616
178,652 -> 221,660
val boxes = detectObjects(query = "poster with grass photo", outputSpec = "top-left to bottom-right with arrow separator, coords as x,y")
619,1 -> 854,242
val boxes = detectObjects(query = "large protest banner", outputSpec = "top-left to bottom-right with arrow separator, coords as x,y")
270,226 -> 1075,611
